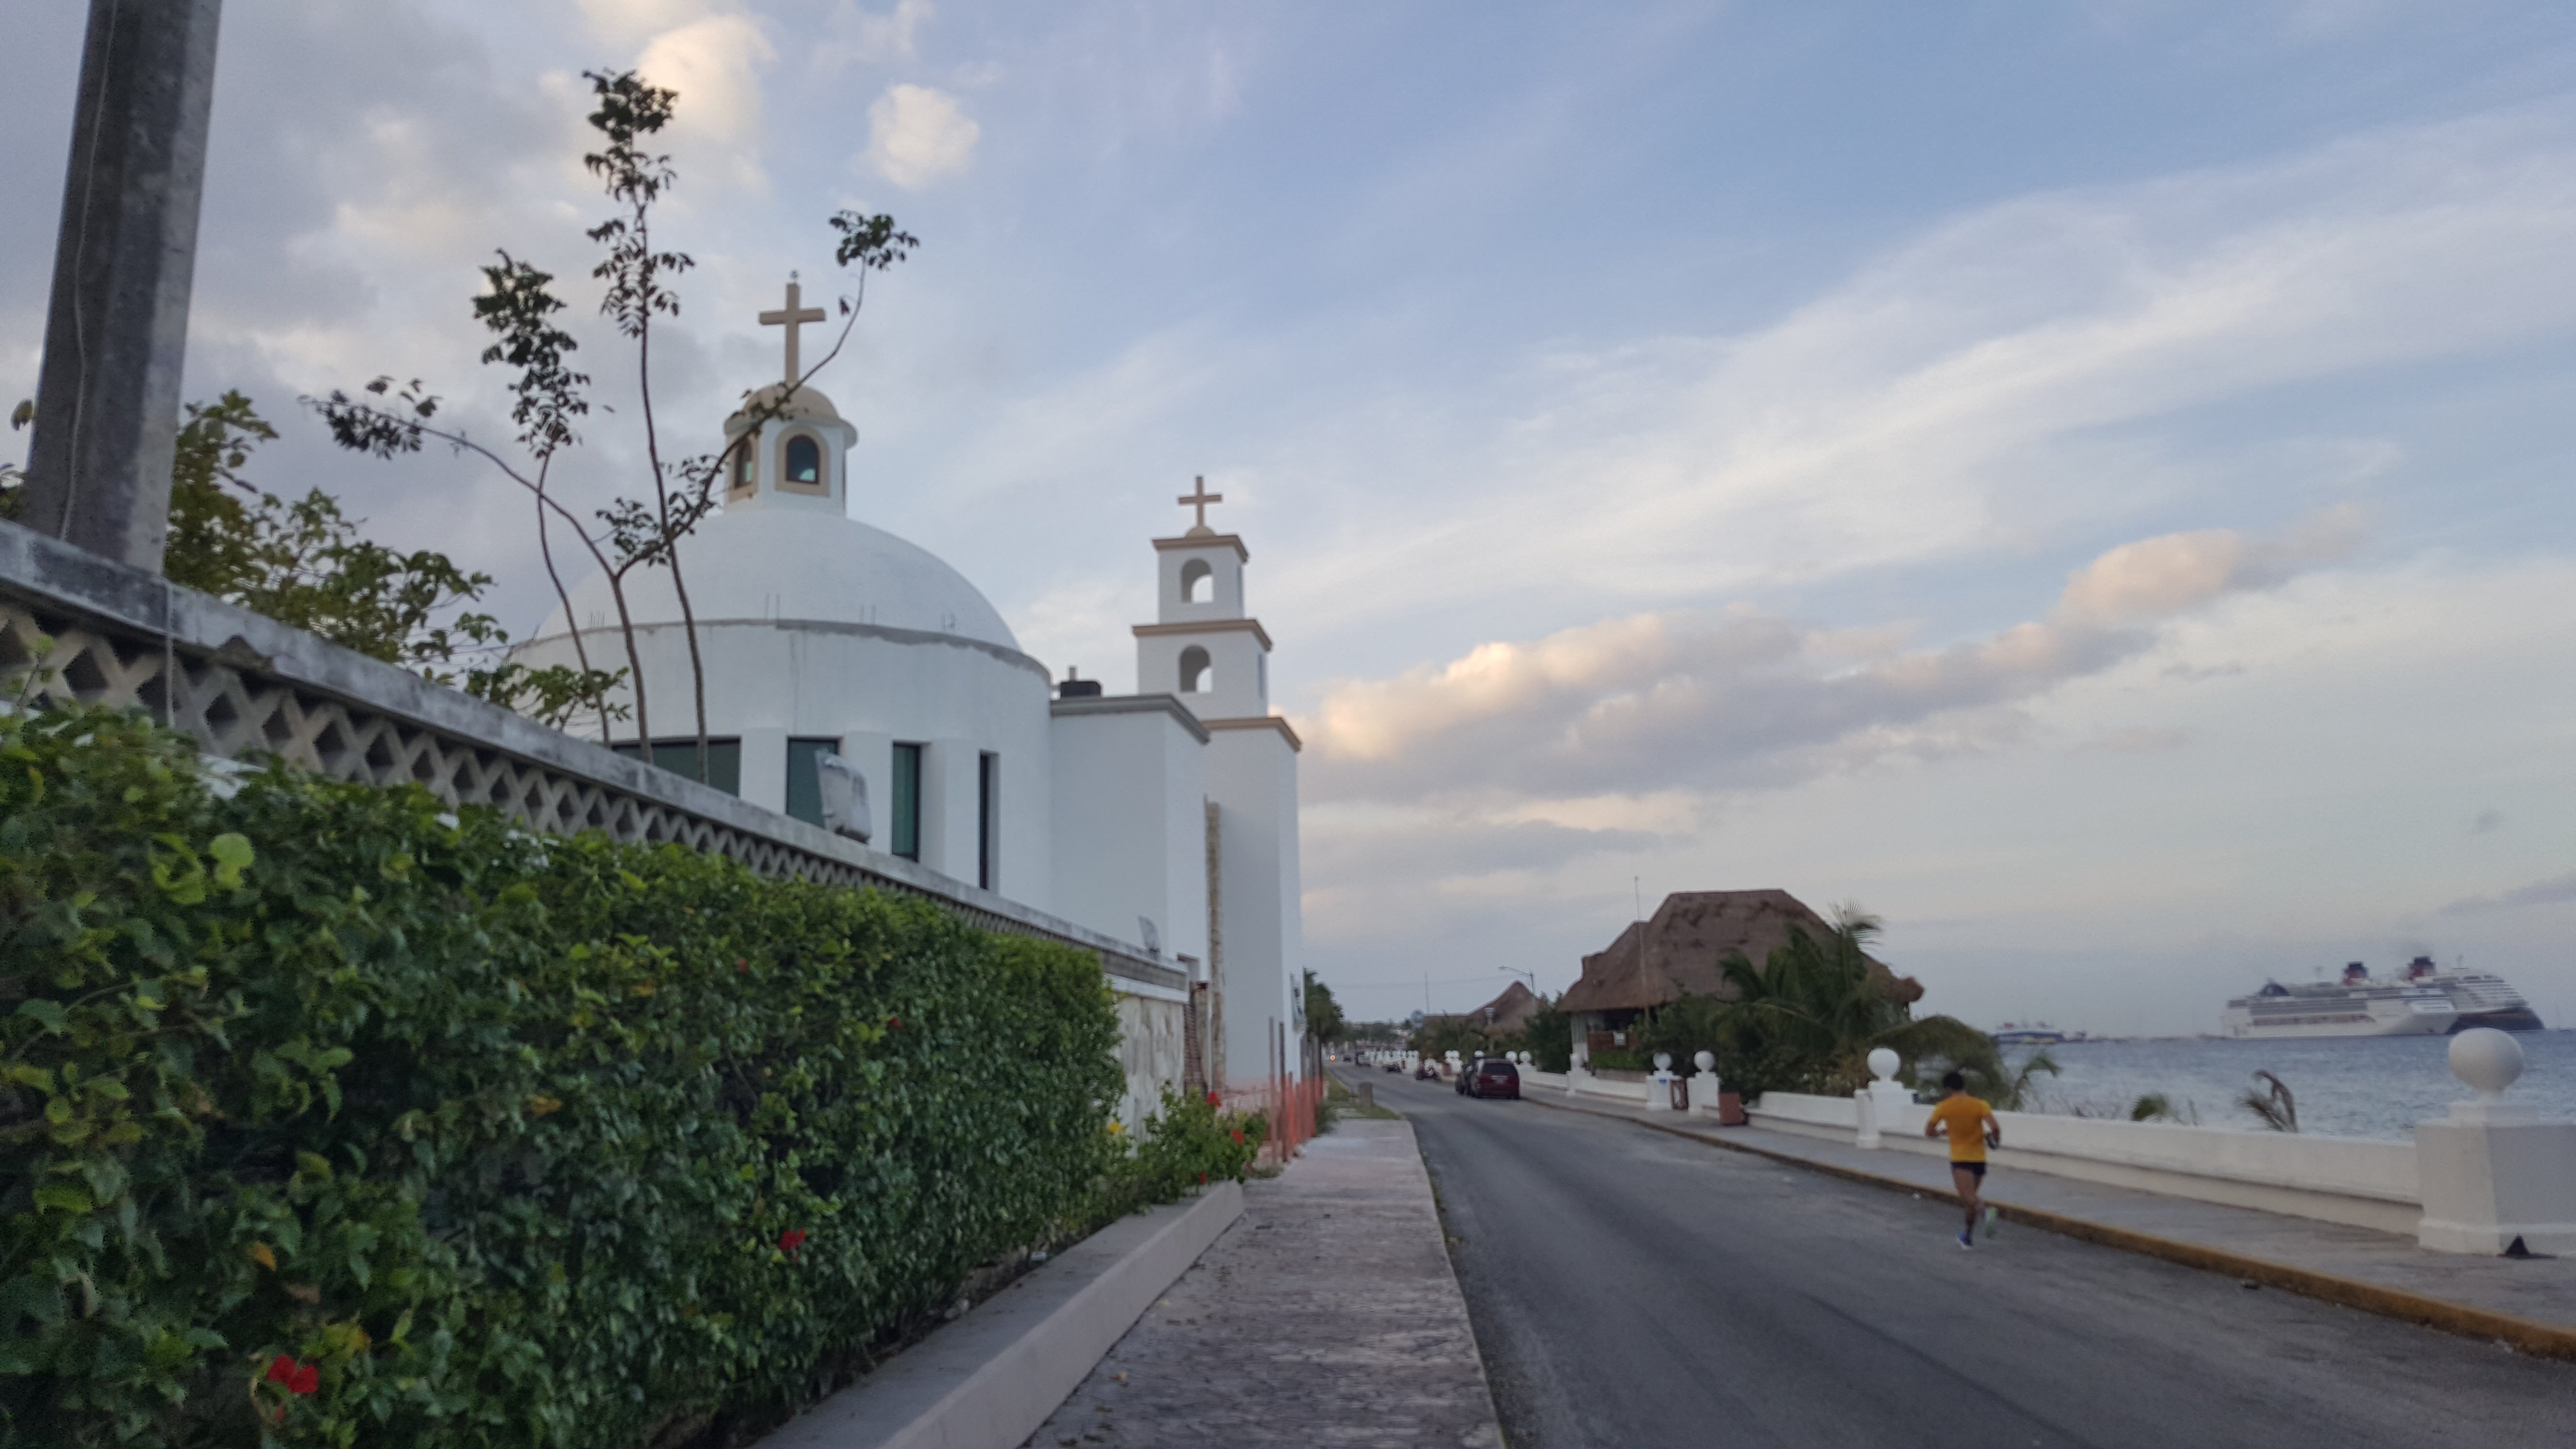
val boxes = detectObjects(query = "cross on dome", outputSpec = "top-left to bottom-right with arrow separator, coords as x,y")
1177,476 -> 1224,533
758,274 -> 827,386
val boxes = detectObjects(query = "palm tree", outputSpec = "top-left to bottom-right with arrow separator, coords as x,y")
1645,905 -> 2048,1104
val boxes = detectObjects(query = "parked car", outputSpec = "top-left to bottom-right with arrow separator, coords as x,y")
1382,1061 -> 1403,1074
1415,1062 -> 1443,1081
1461,1058 -> 1521,1100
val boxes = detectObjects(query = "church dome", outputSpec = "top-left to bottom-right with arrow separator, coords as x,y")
534,506 -> 1022,653
725,382 -> 844,430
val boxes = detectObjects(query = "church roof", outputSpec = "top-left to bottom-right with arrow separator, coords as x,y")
1557,889 -> 1917,1015
534,507 -> 1021,653
725,382 -> 846,430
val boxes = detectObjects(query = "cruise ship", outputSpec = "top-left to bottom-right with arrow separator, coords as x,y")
2398,956 -> 2546,1032
2221,964 -> 2457,1039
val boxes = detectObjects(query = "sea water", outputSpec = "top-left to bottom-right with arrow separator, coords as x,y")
2003,1030 -> 2576,1142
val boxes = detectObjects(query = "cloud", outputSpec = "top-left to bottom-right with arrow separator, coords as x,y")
1306,810 -> 1667,885
1299,517 -> 2343,804
2469,808 -> 2505,836
863,84 -> 980,189
578,0 -> 727,46
1261,108 -> 2576,644
636,13 -> 777,184
819,0 -> 934,69
2441,873 -> 2576,916
2084,726 -> 2190,754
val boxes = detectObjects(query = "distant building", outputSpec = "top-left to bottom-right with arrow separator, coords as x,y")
1558,889 -> 1921,1067
1419,980 -> 1545,1039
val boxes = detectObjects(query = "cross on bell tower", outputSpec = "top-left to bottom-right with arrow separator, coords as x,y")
759,274 -> 827,386
1177,476 -> 1223,535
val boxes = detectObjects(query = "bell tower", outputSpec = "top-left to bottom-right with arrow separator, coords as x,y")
1125,476 -> 1302,1095
721,276 -> 858,515
1135,478 -> 1272,721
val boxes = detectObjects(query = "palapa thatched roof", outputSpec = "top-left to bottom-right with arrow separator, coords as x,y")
1558,889 -> 1922,1015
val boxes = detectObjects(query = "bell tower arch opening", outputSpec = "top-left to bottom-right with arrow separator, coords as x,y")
1178,645 -> 1212,693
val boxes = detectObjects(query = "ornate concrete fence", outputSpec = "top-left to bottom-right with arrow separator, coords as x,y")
0,520 -> 1190,1115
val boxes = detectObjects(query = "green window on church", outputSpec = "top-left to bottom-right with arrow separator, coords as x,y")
611,737 -> 741,795
889,742 -> 922,860
785,738 -> 838,827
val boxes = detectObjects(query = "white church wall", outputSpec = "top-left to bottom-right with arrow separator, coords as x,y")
1206,724 -> 1304,1089
919,737 -> 978,886
1135,627 -> 1268,721
514,619 -> 1056,910
738,728 -> 790,816
1155,536 -> 1246,620
1113,989 -> 1191,1130
1047,698 -> 1211,972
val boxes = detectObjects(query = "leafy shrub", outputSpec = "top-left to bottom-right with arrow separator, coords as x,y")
1516,996 -> 1572,1073
0,704 -> 1129,1448
1099,1090 -> 1263,1216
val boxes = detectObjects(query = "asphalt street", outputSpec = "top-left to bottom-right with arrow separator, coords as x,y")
1375,1070 -> 2576,1449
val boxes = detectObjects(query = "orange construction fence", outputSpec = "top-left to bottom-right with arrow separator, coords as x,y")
1217,1074 -> 1324,1165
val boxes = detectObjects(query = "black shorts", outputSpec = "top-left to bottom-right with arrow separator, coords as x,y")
1953,1161 -> 1987,1179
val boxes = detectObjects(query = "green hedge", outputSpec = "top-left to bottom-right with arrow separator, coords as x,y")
0,704 -> 1141,1448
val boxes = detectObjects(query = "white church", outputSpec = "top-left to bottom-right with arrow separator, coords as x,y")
509,286 -> 1306,1113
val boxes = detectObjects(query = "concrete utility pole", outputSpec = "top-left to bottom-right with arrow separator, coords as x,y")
23,0 -> 225,574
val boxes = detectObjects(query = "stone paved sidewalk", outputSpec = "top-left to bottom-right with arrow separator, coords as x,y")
1020,1117 -> 1503,1449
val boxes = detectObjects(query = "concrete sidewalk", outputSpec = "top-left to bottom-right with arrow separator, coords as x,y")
1019,1117 -> 1504,1448
1526,1087 -> 2576,1345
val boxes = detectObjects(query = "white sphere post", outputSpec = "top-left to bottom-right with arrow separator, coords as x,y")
1647,1051 -> 1674,1113
1861,1047 -> 1914,1150
1689,1050 -> 1722,1115
2415,1029 -> 2576,1255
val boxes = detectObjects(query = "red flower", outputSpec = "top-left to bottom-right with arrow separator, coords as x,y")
1204,1091 -> 1221,1107
735,958 -> 749,975
1230,1129 -> 1245,1144
886,1016 -> 901,1030
779,1229 -> 808,1255
1197,1173 -> 1207,1185
265,1355 -> 319,1396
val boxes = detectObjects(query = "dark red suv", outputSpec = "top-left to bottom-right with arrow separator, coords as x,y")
1460,1058 -> 1520,1100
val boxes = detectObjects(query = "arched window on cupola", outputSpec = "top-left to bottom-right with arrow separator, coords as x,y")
783,434 -> 824,492
1180,558 -> 1212,603
728,441 -> 756,498
1178,645 -> 1211,693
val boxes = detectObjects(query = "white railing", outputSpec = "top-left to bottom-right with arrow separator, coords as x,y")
1749,1090 -> 2422,1234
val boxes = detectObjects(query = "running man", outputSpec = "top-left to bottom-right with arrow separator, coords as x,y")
1923,1070 -> 2000,1248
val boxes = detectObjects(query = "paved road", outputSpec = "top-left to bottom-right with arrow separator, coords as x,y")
1377,1071 -> 2574,1449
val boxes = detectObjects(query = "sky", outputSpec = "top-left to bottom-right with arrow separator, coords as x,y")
6,1 -> 2575,1037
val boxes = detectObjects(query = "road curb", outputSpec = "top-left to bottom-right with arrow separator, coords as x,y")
757,1181 -> 1244,1449
1518,1093 -> 2576,1364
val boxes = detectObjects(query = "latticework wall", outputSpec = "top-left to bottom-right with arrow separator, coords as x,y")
0,550 -> 1184,997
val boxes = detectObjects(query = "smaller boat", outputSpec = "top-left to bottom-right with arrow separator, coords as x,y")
1992,1022 -> 2073,1046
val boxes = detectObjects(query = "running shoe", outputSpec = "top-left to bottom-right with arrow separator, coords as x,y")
1957,1230 -> 1974,1250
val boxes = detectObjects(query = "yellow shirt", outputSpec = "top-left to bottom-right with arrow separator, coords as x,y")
1927,1095 -> 1994,1163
